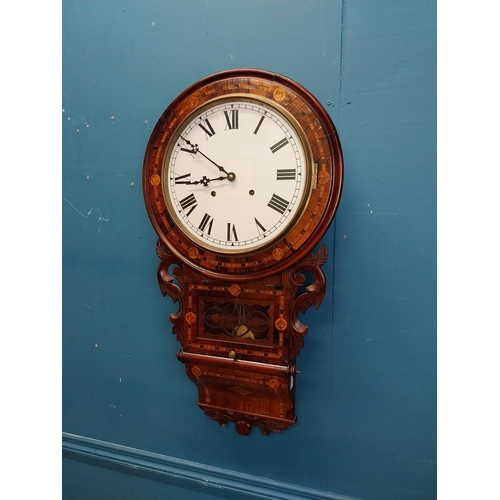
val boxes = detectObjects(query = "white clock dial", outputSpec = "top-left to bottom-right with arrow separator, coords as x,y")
162,96 -> 312,254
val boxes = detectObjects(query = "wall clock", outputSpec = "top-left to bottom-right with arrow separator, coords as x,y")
143,68 -> 343,435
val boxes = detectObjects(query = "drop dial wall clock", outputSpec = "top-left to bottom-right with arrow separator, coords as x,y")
143,69 -> 343,435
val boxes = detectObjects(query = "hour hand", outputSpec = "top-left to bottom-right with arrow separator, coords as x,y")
191,175 -> 227,186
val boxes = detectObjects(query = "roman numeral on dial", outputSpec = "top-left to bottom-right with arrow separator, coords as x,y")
174,173 -> 191,184
254,218 -> 266,236
270,137 -> 289,153
253,115 -> 265,135
276,169 -> 296,180
224,109 -> 238,130
180,146 -> 195,154
227,223 -> 238,242
179,193 -> 198,216
198,213 -> 214,234
267,193 -> 290,214
198,118 -> 216,138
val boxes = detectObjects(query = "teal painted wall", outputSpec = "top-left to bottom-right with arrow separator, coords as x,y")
62,1 -> 436,499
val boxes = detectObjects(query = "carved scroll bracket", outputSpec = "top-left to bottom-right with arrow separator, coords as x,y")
288,244 -> 328,357
156,240 -> 184,340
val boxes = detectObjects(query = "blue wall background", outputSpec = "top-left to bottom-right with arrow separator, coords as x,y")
62,1 -> 436,499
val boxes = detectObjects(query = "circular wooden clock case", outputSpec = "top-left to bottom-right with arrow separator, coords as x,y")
143,69 -> 343,280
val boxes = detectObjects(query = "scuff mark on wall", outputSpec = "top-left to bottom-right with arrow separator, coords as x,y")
96,206 -> 109,222
63,198 -> 110,222
63,198 -> 93,218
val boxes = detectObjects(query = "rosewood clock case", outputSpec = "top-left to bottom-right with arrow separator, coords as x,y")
143,69 -> 343,435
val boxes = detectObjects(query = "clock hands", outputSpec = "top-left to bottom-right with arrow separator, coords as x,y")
181,138 -> 236,182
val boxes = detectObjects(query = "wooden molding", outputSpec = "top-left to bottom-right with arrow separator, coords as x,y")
63,432 -> 363,500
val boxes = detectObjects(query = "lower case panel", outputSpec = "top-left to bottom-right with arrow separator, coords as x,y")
62,432 -> 362,500
177,350 -> 297,435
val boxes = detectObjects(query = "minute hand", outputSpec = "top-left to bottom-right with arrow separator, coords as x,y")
183,138 -> 230,176
196,149 -> 230,176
